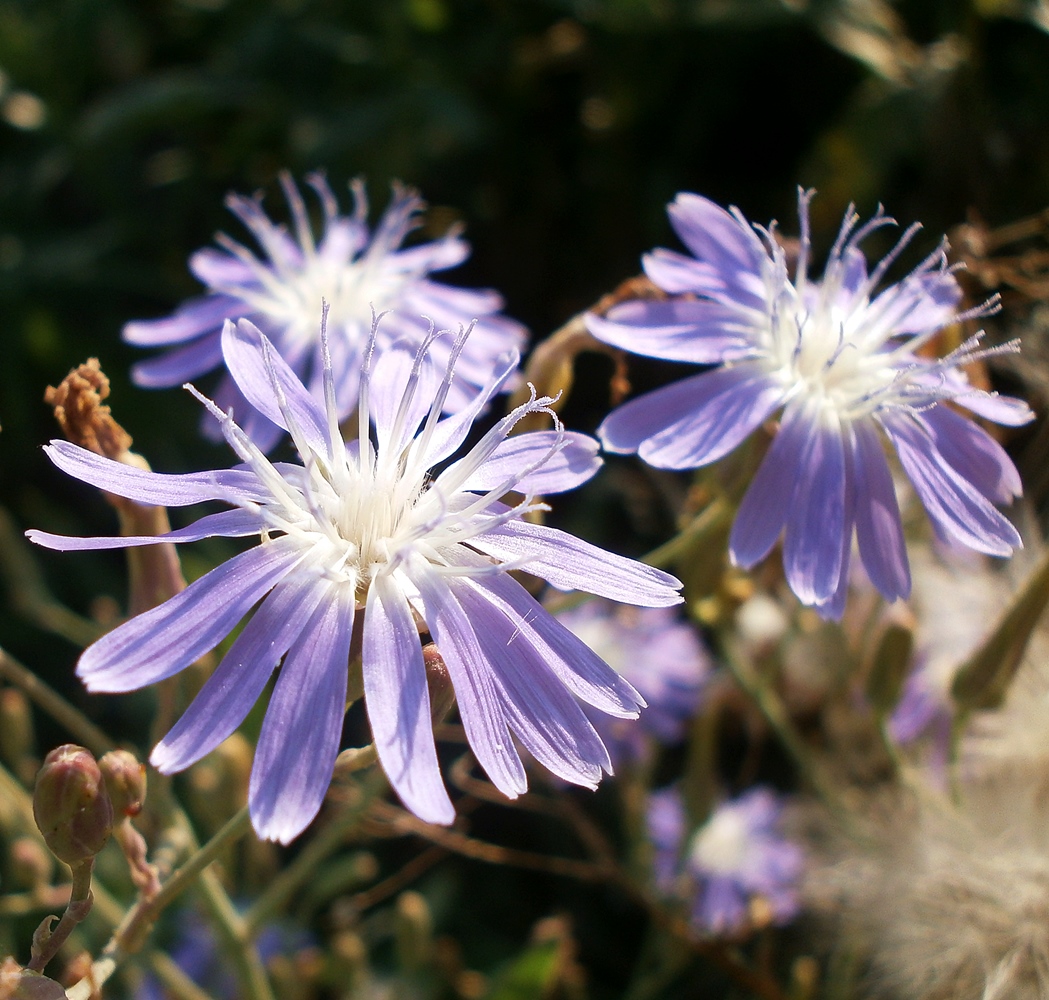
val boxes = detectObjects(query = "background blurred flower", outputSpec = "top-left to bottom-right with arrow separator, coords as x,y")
124,174 -> 526,452
556,600 -> 710,766
647,785 -> 802,937
590,190 -> 1032,618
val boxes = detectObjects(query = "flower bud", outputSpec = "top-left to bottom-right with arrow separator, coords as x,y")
32,745 -> 113,865
422,643 -> 455,725
98,749 -> 146,817
0,959 -> 67,1000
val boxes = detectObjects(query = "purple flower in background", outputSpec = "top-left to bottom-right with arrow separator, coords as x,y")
30,319 -> 681,843
648,786 -> 802,936
556,601 -> 710,765
590,190 -> 1033,618
124,173 -> 526,451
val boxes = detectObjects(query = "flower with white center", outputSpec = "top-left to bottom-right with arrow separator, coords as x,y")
29,318 -> 682,844
556,601 -> 709,765
647,785 -> 802,936
124,172 -> 526,452
589,189 -> 1033,618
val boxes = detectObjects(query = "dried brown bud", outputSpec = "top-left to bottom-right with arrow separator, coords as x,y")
98,750 -> 146,817
33,745 -> 113,865
45,359 -> 132,460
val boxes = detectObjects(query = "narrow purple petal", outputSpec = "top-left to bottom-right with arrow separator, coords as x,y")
369,343 -> 441,455
463,570 -> 643,717
473,519 -> 682,607
850,421 -> 910,601
151,576 -> 331,773
919,405 -> 1022,504
40,440 -> 267,507
883,414 -> 1021,556
642,248 -> 726,295
188,247 -> 257,286
409,558 -> 527,799
222,320 -> 330,456
131,335 -> 225,388
249,585 -> 354,844
730,403 -> 811,568
635,366 -> 785,470
454,431 -> 601,495
123,294 -> 244,347
598,371 -> 724,456
782,410 -> 846,604
364,573 -> 454,825
955,389 -> 1034,427
77,539 -> 303,693
455,578 -> 611,787
585,300 -> 754,364
667,194 -> 767,305
27,509 -> 263,551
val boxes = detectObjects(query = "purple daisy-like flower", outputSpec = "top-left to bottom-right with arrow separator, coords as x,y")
124,173 -> 526,452
589,190 -> 1033,618
29,318 -> 681,844
556,601 -> 709,765
647,786 -> 802,936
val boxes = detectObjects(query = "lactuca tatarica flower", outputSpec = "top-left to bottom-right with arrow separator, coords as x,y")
648,785 -> 802,937
124,173 -> 526,451
588,190 -> 1033,617
30,319 -> 682,844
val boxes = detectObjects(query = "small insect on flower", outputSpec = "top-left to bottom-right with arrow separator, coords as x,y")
30,318 -> 682,844
589,189 -> 1033,618
123,173 -> 526,451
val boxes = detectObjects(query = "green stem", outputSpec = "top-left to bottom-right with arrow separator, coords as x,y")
67,808 -> 271,1000
0,648 -> 114,757
722,639 -> 849,823
643,496 -> 732,570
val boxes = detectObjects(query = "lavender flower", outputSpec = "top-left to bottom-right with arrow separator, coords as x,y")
124,174 -> 526,451
556,601 -> 709,765
648,785 -> 802,936
29,319 -> 681,844
589,190 -> 1033,617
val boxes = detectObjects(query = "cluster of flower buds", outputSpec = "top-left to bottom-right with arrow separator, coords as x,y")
32,745 -> 113,867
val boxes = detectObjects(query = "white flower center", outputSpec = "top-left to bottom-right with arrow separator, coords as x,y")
688,807 -> 752,874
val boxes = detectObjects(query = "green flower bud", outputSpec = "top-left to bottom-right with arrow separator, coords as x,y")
98,749 -> 146,817
32,745 -> 113,865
